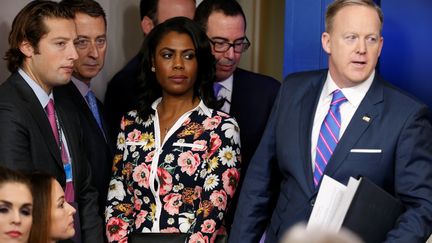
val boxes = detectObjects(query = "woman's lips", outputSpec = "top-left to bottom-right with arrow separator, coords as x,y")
6,230 -> 22,238
169,75 -> 187,83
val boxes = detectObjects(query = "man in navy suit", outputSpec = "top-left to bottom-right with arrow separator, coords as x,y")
230,0 -> 432,242
55,0 -> 114,220
194,0 -> 281,232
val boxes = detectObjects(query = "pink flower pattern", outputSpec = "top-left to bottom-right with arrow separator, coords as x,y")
178,151 -> 201,176
202,116 -> 222,130
210,190 -> 227,211
201,219 -> 217,233
106,217 -> 129,242
163,193 -> 183,215
132,163 -> 150,188
127,129 -> 142,142
106,107 -> 241,243
189,232 -> 209,243
222,168 -> 240,198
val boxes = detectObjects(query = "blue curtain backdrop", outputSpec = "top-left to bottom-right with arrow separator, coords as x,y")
283,0 -> 432,109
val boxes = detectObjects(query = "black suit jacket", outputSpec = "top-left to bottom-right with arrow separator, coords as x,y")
0,73 -> 103,242
104,52 -> 142,142
55,82 -> 114,218
224,68 -> 280,231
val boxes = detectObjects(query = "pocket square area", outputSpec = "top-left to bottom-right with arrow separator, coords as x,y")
350,149 -> 382,153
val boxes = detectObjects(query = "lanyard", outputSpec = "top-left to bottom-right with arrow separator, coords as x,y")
53,109 -> 64,155
53,110 -> 73,182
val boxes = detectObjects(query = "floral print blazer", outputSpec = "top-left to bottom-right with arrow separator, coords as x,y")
105,99 -> 241,243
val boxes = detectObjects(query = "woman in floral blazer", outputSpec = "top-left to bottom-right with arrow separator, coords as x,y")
105,17 -> 241,243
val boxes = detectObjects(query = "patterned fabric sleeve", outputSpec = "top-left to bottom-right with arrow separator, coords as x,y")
188,113 -> 242,243
105,114 -> 135,243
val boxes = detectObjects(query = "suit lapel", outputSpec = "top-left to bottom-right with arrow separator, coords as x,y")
324,76 -> 383,177
11,74 -> 63,167
229,69 -> 242,118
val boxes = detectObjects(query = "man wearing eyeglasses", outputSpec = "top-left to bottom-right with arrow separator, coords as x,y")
195,0 -> 281,233
55,0 -> 114,227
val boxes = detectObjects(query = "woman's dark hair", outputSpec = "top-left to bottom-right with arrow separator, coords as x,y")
0,166 -> 31,189
137,16 -> 218,120
28,172 -> 56,243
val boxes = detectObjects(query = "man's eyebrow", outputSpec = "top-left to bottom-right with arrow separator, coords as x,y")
51,36 -> 73,41
210,37 -> 230,42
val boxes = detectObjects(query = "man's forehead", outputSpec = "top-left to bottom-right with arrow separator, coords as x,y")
157,0 -> 196,22
206,12 -> 245,39
41,17 -> 76,39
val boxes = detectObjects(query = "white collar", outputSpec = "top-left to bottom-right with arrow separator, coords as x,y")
151,97 -> 213,117
324,70 -> 375,108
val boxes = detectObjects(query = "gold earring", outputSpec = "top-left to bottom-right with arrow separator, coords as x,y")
151,66 -> 156,72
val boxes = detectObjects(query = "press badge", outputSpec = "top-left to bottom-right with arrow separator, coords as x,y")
64,163 -> 73,182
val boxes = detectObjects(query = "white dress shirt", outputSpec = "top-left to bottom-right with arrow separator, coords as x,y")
215,75 -> 233,113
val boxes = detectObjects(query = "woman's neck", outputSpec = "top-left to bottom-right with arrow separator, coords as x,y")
157,95 -> 200,143
157,95 -> 200,117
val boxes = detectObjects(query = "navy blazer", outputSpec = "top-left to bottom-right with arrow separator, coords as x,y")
55,82 -> 114,218
224,68 -> 280,231
229,70 -> 432,243
0,73 -> 103,243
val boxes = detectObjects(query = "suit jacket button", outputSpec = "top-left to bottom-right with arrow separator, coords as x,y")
310,198 -> 315,206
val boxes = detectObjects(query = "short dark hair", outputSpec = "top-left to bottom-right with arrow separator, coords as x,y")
140,0 -> 158,23
137,16 -> 218,120
4,1 -> 74,73
326,0 -> 383,34
60,0 -> 107,27
194,0 -> 247,31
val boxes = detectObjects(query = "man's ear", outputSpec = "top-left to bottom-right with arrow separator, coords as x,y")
19,41 -> 34,57
141,16 -> 155,35
321,32 -> 331,54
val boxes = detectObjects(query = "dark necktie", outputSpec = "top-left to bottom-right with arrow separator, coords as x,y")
313,90 -> 347,187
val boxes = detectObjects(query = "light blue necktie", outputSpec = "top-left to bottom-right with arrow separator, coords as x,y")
313,90 -> 347,187
85,90 -> 104,133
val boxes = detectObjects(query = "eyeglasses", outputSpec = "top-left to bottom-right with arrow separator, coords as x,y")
208,37 -> 251,53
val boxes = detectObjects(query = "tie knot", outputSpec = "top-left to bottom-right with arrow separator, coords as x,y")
330,89 -> 347,107
46,99 -> 55,116
86,90 -> 95,100
213,82 -> 223,97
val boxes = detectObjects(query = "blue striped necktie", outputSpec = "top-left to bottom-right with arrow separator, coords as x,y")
313,89 -> 347,187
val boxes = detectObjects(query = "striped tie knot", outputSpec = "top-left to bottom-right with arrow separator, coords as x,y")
330,89 -> 347,107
